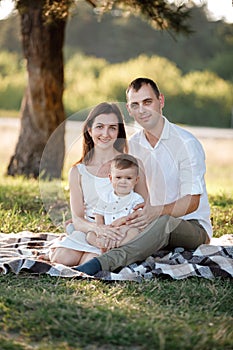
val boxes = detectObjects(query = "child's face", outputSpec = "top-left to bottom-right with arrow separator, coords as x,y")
110,166 -> 139,196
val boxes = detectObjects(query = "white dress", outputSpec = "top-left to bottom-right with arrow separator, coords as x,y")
53,163 -> 113,255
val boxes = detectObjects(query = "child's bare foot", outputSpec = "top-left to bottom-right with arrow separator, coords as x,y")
86,231 -> 108,251
86,231 -> 98,246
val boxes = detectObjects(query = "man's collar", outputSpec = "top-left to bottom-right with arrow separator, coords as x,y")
160,116 -> 170,140
139,116 -> 169,147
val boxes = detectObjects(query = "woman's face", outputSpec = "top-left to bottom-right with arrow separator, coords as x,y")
88,113 -> 119,149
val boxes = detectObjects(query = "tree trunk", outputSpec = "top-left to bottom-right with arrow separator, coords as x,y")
7,1 -> 66,178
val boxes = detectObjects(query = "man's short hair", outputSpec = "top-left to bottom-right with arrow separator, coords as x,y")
126,77 -> 160,99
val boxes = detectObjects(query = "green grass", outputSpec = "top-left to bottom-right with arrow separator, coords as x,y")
206,164 -> 233,197
0,176 -> 62,233
0,276 -> 232,350
0,171 -> 233,350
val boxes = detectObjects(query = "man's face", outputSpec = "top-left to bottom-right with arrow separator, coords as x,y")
127,84 -> 164,131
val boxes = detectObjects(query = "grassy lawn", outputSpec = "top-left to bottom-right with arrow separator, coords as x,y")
0,163 -> 233,349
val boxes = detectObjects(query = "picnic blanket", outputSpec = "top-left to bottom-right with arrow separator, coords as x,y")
0,231 -> 232,281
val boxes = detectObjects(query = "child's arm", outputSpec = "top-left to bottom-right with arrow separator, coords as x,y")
111,216 -> 128,227
94,213 -> 105,225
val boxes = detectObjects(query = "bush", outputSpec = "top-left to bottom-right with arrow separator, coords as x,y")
0,51 -> 23,76
97,55 -> 182,102
0,74 -> 26,110
208,52 -> 233,82
0,51 -> 26,110
1,50 -> 233,128
64,53 -> 108,115
173,71 -> 233,127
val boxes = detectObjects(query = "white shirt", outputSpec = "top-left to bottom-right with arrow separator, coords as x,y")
129,117 -> 213,238
94,190 -> 145,225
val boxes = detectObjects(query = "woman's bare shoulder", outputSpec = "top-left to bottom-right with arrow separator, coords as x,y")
69,165 -> 81,182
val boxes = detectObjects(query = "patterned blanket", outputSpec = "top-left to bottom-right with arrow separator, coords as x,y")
0,232 -> 232,281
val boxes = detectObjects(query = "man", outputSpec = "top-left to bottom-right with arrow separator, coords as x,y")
74,77 -> 212,275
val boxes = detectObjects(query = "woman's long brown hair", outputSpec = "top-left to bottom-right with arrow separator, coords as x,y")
74,102 -> 128,165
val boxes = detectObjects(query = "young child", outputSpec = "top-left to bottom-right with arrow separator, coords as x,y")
41,154 -> 145,262
85,154 -> 145,251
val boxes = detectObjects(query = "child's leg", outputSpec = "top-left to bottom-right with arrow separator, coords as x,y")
119,226 -> 140,246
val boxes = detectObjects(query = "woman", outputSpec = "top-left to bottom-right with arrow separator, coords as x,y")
49,102 -> 147,266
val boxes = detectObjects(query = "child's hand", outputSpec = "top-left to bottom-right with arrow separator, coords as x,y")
111,217 -> 127,227
133,202 -> 145,211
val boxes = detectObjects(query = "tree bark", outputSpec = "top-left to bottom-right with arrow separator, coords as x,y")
7,1 -> 66,178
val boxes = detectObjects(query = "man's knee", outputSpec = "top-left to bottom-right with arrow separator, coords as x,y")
155,215 -> 176,233
159,215 -> 182,234
157,215 -> 170,224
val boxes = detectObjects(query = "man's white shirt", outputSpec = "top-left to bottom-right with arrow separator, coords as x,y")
129,117 -> 213,238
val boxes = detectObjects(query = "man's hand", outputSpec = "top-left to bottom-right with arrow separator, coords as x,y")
125,194 -> 201,230
126,203 -> 163,229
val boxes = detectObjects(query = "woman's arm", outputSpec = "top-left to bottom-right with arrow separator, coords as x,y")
69,166 -> 89,231
69,166 -> 123,241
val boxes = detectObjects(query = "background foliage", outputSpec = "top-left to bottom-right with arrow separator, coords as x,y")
0,2 -> 232,127
0,50 -> 232,127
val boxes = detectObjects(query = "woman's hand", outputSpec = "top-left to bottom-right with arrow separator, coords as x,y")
95,224 -> 125,241
86,231 -> 123,250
